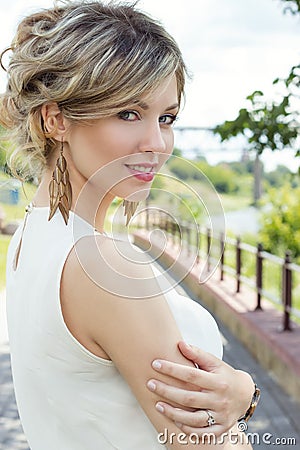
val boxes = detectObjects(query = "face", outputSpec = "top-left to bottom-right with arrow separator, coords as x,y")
65,74 -> 179,202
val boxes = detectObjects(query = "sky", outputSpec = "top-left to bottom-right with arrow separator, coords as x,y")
0,0 -> 300,170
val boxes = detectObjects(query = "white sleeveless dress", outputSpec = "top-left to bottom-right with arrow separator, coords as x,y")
6,206 -> 223,450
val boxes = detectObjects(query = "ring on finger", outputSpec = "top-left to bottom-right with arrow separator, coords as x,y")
205,410 -> 216,427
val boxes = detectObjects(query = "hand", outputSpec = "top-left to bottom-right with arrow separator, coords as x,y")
146,341 -> 255,437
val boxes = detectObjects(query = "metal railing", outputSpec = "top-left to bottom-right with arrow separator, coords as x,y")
138,209 -> 300,332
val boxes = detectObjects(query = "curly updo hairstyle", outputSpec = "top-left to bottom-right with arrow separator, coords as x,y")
0,0 -> 187,180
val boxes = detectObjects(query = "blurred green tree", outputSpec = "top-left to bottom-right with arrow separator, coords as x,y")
260,184 -> 300,260
213,89 -> 299,205
213,0 -> 300,205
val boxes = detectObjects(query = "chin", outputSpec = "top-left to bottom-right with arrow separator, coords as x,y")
119,184 -> 152,203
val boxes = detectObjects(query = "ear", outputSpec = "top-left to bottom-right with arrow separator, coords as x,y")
41,102 -> 68,140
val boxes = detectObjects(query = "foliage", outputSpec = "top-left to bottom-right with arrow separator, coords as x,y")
195,161 -> 238,193
172,147 -> 182,157
0,147 -> 6,169
264,164 -> 298,188
213,90 -> 299,156
166,156 -> 199,180
226,159 -> 255,175
166,156 -> 239,194
280,0 -> 300,14
259,184 -> 300,260
148,173 -> 165,200
177,194 -> 204,221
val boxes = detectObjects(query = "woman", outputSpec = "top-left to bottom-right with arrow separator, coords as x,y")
1,1 -> 256,448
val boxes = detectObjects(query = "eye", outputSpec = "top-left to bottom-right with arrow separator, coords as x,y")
159,114 -> 178,126
118,110 -> 140,121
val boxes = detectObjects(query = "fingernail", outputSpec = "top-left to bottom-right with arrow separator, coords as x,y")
175,422 -> 183,428
152,360 -> 162,370
156,403 -> 164,413
147,380 -> 156,391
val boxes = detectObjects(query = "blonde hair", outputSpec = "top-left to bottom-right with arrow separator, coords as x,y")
0,0 -> 187,179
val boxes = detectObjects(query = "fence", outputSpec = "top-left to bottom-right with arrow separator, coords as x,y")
138,208 -> 300,332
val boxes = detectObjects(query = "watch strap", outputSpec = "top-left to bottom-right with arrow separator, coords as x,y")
238,383 -> 260,423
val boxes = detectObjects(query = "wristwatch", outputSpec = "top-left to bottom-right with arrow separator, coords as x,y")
238,383 -> 261,423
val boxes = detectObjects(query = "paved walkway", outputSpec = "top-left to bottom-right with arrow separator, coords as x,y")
0,290 -> 29,450
1,279 -> 300,449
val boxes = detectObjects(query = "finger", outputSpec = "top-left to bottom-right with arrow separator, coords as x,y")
151,359 -> 217,389
178,341 -> 222,372
147,379 -> 213,409
155,402 -> 217,429
155,401 -> 236,439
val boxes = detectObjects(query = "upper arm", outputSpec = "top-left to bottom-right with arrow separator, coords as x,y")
62,236 -> 228,449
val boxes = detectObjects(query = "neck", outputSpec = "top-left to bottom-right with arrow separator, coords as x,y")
33,169 -> 115,233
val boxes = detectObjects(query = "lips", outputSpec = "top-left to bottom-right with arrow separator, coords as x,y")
125,163 -> 157,182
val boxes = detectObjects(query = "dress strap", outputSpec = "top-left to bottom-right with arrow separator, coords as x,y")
12,202 -> 34,271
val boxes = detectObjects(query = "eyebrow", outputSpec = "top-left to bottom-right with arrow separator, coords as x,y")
134,101 -> 179,111
165,103 -> 180,112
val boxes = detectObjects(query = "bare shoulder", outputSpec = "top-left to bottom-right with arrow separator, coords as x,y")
65,234 -> 154,292
60,233 -> 156,358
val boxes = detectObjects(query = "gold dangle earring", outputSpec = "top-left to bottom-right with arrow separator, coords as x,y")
48,139 -> 72,225
123,200 -> 139,226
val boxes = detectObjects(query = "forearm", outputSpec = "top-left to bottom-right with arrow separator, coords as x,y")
234,370 -> 256,421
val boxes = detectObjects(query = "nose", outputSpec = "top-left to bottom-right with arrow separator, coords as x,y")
138,122 -> 168,154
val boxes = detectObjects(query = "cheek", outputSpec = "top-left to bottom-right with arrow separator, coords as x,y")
87,126 -> 132,164
69,127 -> 115,169
164,131 -> 174,157
169,133 -> 174,152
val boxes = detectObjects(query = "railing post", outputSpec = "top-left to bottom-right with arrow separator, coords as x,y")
220,232 -> 225,281
162,215 -> 167,233
207,228 -> 211,273
176,222 -> 179,247
181,222 -> 185,252
282,251 -> 292,331
236,237 -> 241,293
255,243 -> 263,310
172,221 -> 176,246
164,217 -> 168,240
152,210 -> 156,228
